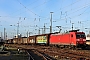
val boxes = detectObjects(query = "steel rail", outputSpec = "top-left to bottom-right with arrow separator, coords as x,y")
27,51 -> 35,60
33,50 -> 55,60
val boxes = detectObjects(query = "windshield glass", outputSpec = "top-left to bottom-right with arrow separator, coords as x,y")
76,34 -> 86,38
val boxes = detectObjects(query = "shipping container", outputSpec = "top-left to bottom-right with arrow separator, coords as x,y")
22,37 -> 28,44
13,38 -> 18,44
18,38 -> 22,44
7,39 -> 13,44
20,37 -> 24,44
36,33 -> 52,45
28,36 -> 36,45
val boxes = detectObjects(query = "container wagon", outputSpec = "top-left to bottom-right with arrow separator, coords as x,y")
18,38 -> 21,44
22,37 -> 28,45
50,30 -> 86,48
35,33 -> 52,45
6,39 -> 13,44
13,38 -> 18,44
28,35 -> 36,45
18,37 -> 27,44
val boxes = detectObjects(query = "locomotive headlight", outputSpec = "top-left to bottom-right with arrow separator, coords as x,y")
77,39 -> 80,41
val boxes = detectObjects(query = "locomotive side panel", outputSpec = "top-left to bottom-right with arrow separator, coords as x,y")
50,32 -> 77,46
50,33 -> 71,45
60,34 -> 70,45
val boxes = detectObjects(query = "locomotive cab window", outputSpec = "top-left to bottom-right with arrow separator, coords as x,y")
81,34 -> 86,38
76,34 -> 86,38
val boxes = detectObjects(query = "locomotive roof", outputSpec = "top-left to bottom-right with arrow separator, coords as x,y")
35,33 -> 55,36
51,31 -> 85,35
69,29 -> 79,32
68,29 -> 85,34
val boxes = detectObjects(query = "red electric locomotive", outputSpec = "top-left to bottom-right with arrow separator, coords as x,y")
50,30 -> 86,48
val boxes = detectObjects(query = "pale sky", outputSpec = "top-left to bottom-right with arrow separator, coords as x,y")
0,0 -> 90,39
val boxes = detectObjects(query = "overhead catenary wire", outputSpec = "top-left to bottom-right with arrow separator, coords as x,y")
52,0 -> 90,25
8,0 -> 39,16
53,1 -> 90,23
66,2 -> 90,18
40,0 -> 83,24
17,0 -> 37,16
39,0 -> 82,22
1,0 -> 90,37
1,0 -> 82,22
16,0 -> 51,19
14,0 -> 81,23
51,0 -> 82,15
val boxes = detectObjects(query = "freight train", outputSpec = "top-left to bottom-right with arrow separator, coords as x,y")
5,30 -> 86,49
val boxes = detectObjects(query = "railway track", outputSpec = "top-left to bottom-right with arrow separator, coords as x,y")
33,49 -> 56,60
38,48 -> 90,60
5,44 -> 90,60
26,49 -> 44,60
30,46 -> 90,60
27,51 -> 34,60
